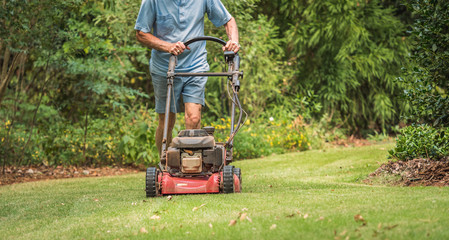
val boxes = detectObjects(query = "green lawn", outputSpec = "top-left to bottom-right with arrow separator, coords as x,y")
1,143 -> 449,239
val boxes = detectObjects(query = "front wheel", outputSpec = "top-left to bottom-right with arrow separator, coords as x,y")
223,165 -> 235,194
146,167 -> 160,197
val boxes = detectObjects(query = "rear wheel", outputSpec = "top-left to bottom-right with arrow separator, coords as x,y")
223,165 -> 234,193
234,167 -> 242,191
146,167 -> 159,197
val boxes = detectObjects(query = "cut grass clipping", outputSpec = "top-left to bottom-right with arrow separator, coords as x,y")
1,143 -> 449,239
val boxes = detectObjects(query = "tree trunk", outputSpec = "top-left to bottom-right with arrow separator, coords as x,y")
0,47 -> 26,105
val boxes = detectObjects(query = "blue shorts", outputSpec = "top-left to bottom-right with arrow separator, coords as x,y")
151,74 -> 207,113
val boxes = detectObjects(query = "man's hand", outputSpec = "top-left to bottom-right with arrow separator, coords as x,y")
223,40 -> 240,53
223,17 -> 239,53
169,41 -> 190,56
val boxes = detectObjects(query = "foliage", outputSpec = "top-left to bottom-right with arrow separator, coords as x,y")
0,0 -> 151,167
0,103 -> 159,166
0,0 -> 419,167
117,108 -> 159,165
389,125 -> 449,161
401,0 -> 449,127
260,0 -> 410,133
389,1 -> 449,162
204,109 -> 311,159
204,0 -> 288,118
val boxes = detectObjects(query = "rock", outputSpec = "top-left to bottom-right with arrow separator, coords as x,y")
17,169 -> 23,174
82,170 -> 90,175
74,171 -> 79,175
26,169 -> 34,174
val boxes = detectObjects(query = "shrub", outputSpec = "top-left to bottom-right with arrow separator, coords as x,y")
389,125 -> 449,161
0,106 -> 160,167
204,113 -> 311,160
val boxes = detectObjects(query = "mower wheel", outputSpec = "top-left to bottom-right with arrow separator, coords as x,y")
234,167 -> 242,191
146,167 -> 159,197
223,165 -> 234,193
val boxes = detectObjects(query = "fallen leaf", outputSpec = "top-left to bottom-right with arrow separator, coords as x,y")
270,224 -> 277,230
140,227 -> 148,233
93,198 -> 99,202
61,203 -> 65,205
192,203 -> 206,211
303,213 -> 309,219
384,224 -> 398,230
240,212 -> 247,221
246,216 -> 253,223
150,215 -> 161,220
209,223 -> 213,228
167,196 -> 172,201
241,208 -> 248,212
268,185 -> 273,188
317,216 -> 325,221
354,214 -> 366,225
228,220 -> 237,226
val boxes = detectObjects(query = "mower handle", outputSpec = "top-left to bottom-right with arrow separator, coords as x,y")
167,36 -> 241,78
184,36 -> 227,47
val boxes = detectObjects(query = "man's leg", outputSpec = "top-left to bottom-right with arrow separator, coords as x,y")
185,102 -> 202,129
156,112 -> 176,156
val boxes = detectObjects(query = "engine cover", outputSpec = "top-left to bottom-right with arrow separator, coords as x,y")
181,152 -> 202,173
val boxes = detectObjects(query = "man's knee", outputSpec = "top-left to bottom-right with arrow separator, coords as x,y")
186,113 -> 201,126
185,103 -> 202,128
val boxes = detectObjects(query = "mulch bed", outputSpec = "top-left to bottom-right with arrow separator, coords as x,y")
0,166 -> 143,186
332,135 -> 372,147
368,158 -> 449,186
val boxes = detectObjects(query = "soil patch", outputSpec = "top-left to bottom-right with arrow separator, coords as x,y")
367,158 -> 449,186
0,166 -> 142,186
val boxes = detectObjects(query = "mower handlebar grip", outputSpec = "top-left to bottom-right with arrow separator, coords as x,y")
184,36 -> 227,47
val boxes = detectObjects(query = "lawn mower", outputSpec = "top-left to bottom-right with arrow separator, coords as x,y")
145,36 -> 245,197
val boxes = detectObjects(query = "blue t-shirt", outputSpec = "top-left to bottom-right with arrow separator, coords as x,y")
135,0 -> 232,76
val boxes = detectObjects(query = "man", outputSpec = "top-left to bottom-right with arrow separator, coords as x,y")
135,0 -> 240,155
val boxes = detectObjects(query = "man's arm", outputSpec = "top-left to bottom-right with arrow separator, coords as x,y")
223,17 -> 240,53
136,31 -> 189,56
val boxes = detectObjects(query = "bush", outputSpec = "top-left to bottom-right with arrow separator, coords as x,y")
204,112 -> 311,160
389,125 -> 449,161
0,106 -> 160,167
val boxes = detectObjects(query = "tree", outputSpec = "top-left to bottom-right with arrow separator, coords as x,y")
257,0 -> 410,134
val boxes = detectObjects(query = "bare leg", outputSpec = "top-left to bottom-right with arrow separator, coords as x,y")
156,112 -> 176,156
185,102 -> 202,129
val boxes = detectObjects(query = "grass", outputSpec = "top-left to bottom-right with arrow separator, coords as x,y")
1,143 -> 449,239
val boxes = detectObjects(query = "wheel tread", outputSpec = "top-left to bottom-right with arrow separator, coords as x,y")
223,165 -> 234,194
146,167 -> 158,197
